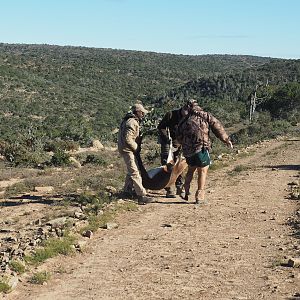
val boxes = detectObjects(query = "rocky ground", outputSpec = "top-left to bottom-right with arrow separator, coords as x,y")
1,137 -> 300,300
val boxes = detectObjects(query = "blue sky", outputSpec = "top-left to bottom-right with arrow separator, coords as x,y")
1,0 -> 299,59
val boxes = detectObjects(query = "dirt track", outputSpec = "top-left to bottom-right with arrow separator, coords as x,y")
5,138 -> 300,300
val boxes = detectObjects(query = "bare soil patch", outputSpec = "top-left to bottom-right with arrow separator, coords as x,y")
2,138 -> 300,300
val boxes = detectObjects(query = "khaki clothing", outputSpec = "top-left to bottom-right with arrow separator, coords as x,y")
176,107 -> 229,157
118,112 -> 146,196
118,113 -> 140,154
120,151 -> 146,196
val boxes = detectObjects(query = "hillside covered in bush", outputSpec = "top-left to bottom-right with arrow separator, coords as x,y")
0,43 -> 299,166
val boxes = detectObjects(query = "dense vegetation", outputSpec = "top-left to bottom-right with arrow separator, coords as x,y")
0,43 -> 299,166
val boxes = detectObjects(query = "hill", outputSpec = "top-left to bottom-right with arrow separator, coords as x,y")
0,43 -> 299,167
0,43 -> 275,143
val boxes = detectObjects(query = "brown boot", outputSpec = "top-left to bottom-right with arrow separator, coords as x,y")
165,187 -> 176,198
195,189 -> 206,205
138,196 -> 154,205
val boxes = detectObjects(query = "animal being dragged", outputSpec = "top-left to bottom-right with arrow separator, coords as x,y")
135,147 -> 187,191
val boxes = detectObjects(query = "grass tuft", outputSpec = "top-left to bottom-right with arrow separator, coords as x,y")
24,235 -> 76,265
0,280 -> 11,294
29,271 -> 51,285
9,260 -> 26,274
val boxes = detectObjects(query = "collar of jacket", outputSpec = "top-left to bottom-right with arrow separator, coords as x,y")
123,112 -> 140,123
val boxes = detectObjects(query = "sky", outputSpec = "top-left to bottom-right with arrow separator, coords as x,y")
1,0 -> 299,59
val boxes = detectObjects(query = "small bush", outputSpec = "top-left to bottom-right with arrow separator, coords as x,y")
75,192 -> 110,215
230,165 -> 250,174
84,154 -> 107,166
209,161 -> 229,171
9,260 -> 26,274
3,144 -> 49,167
25,235 -> 76,265
44,140 -> 79,152
0,279 -> 11,294
50,149 -> 71,166
4,181 -> 34,198
29,271 -> 51,285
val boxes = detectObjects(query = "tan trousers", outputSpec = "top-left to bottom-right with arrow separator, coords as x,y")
120,151 -> 146,197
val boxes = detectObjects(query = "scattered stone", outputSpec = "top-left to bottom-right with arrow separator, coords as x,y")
0,228 -> 15,233
75,240 -> 88,252
74,211 -> 86,220
92,139 -> 104,150
293,292 -> 300,298
105,222 -> 118,230
82,230 -> 93,238
34,186 -> 54,193
69,157 -> 82,168
8,276 -> 19,291
161,223 -> 172,228
287,258 -> 300,268
289,181 -> 299,186
105,186 -> 117,194
34,219 -> 42,226
46,217 -> 68,229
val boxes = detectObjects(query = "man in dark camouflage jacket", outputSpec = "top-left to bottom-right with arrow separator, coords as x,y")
157,101 -> 194,198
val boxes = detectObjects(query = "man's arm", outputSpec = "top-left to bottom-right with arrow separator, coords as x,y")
124,119 -> 139,152
208,113 -> 233,148
157,112 -> 172,143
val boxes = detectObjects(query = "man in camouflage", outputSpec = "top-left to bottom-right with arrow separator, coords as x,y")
118,103 -> 153,205
176,100 -> 233,204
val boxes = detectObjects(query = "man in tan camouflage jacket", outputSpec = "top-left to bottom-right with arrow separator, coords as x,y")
118,103 -> 152,205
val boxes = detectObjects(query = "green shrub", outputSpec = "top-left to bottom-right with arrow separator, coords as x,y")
4,181 -> 34,198
29,271 -> 51,285
84,154 -> 107,166
231,165 -> 250,173
25,235 -> 75,265
0,279 -> 11,294
75,192 -> 110,215
44,140 -> 79,152
50,149 -> 71,166
9,260 -> 26,274
3,144 -> 49,167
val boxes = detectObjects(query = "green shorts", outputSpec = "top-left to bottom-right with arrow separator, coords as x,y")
186,149 -> 211,167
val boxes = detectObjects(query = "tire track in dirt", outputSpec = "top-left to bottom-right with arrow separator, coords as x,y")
6,138 -> 300,300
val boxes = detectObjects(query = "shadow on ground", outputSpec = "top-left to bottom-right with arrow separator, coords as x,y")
265,164 -> 300,171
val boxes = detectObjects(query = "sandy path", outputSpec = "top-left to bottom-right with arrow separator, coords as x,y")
6,138 -> 300,300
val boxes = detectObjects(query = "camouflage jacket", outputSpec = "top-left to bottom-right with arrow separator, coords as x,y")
176,107 -> 229,157
118,112 -> 140,153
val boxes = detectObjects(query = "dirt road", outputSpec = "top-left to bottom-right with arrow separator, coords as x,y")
5,138 -> 300,300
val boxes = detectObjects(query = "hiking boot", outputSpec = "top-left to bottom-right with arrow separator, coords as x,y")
195,189 -> 206,205
166,190 -> 176,198
122,191 -> 137,199
137,196 -> 154,205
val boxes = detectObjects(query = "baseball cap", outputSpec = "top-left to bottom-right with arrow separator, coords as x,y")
131,103 -> 149,114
